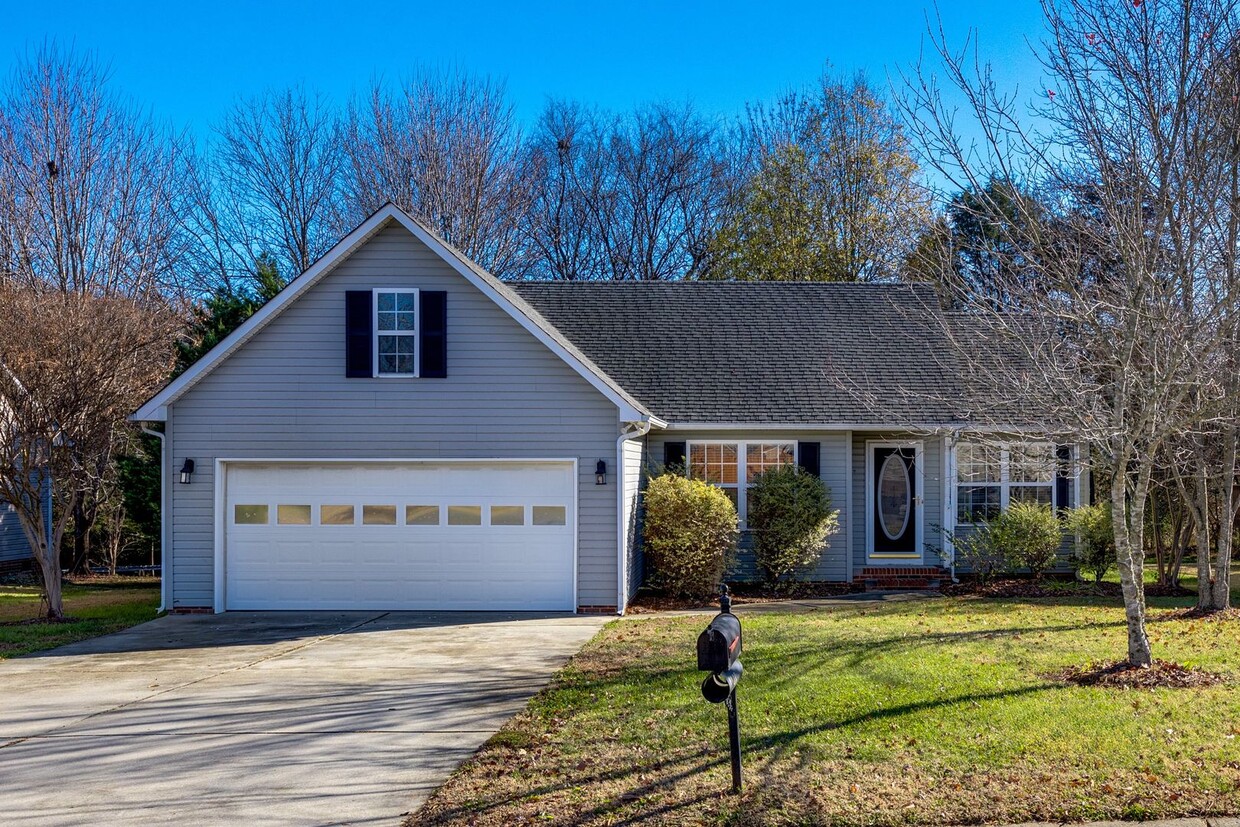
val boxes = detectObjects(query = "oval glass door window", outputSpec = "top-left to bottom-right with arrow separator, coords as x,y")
878,454 -> 911,540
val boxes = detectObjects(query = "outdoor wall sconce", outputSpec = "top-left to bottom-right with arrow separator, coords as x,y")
179,458 -> 195,485
595,459 -> 607,485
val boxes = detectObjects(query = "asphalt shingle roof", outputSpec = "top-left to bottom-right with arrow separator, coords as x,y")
511,281 -> 975,426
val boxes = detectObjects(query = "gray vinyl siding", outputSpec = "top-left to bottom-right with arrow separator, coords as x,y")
644,431 -> 850,582
622,437 -> 645,604
852,432 -> 946,571
0,475 -> 48,565
0,500 -> 33,563
166,221 -> 622,610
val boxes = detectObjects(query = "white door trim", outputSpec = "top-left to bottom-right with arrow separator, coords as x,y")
864,440 -> 925,564
212,457 -> 579,613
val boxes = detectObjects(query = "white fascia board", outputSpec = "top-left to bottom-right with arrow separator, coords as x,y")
132,207 -> 400,422
662,421 -> 962,432
132,203 -> 649,423
660,421 -> 1050,433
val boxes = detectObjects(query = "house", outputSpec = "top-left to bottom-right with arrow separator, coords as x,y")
133,204 -> 1085,615
0,497 -> 39,572
0,395 -> 50,573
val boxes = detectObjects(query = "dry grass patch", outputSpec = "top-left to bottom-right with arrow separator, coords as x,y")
410,596 -> 1240,826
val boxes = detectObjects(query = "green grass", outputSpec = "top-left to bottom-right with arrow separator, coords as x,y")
412,594 -> 1240,826
0,578 -> 161,658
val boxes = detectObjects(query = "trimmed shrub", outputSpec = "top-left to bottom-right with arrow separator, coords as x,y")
1064,503 -> 1115,583
642,473 -> 738,598
990,502 -> 1063,580
947,524 -> 1005,584
747,466 -> 840,584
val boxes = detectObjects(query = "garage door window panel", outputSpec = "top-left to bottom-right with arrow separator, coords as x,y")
491,506 -> 525,526
532,505 -> 567,526
362,505 -> 397,525
320,505 -> 355,525
234,504 -> 268,525
448,505 -> 482,525
406,505 -> 440,525
277,505 -> 311,525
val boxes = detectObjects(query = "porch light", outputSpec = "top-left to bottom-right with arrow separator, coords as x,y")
595,459 -> 607,485
179,458 -> 195,485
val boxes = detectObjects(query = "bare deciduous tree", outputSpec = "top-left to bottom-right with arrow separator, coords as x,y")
0,47 -> 182,617
0,289 -> 177,617
902,0 -> 1240,664
525,101 -> 737,280
341,70 -> 532,276
215,86 -> 343,277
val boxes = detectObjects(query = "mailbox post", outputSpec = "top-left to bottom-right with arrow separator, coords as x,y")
696,585 -> 743,794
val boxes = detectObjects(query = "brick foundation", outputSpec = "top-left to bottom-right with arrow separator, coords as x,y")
0,559 -> 33,575
170,606 -> 214,614
853,566 -> 949,591
576,605 -> 618,614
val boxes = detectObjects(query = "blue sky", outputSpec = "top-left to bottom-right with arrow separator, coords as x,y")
0,1 -> 1048,146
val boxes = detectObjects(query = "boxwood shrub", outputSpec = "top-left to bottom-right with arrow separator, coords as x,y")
642,473 -> 738,598
747,465 -> 840,584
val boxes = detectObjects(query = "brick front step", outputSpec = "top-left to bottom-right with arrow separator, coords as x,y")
854,567 -> 949,592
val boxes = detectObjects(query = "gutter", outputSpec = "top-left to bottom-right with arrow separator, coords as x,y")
140,426 -> 170,613
616,418 -> 656,615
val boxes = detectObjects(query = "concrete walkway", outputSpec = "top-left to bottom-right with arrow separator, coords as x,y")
626,589 -> 939,618
0,611 -> 607,826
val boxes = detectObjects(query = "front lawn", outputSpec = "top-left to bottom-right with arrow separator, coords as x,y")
412,595 -> 1240,826
0,577 -> 161,658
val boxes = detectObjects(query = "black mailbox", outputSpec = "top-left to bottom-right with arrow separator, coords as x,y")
695,585 -> 745,794
697,612 -> 742,673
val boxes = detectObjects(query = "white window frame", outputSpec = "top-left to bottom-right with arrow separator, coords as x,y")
954,441 -> 1056,525
685,440 -> 797,526
372,288 -> 419,377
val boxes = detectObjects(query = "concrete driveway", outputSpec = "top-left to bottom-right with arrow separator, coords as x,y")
0,611 -> 607,826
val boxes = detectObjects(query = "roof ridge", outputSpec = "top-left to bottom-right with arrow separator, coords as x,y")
510,279 -> 934,288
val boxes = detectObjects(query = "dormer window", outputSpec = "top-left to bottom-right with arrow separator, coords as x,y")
374,289 -> 418,377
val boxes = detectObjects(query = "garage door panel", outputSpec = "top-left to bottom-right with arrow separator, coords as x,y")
223,462 -> 576,611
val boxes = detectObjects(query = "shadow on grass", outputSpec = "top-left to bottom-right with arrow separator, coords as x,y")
414,744 -> 730,826
751,682 -> 1058,763
590,616 -> 1127,691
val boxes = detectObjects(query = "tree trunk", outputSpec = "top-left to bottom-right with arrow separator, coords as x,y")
1195,458 -> 1214,610
1112,466 -> 1153,667
1210,426 -> 1237,610
37,548 -> 63,620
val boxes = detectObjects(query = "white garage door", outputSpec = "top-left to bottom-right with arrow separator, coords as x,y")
222,461 -> 576,611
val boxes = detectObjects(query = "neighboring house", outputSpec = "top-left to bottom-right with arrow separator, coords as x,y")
0,496 -> 39,571
133,204 -> 1086,615
0,398 -> 50,573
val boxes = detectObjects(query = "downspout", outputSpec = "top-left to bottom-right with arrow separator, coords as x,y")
140,426 -> 169,613
946,429 -> 962,584
616,419 -> 654,616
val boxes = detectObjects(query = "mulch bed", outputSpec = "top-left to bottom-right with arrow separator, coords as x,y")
1045,658 -> 1228,689
0,616 -> 83,627
943,578 -> 1195,599
627,582 -> 863,613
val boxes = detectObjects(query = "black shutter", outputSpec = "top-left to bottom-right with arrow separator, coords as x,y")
1055,444 -> 1073,512
419,291 -> 447,378
345,290 -> 372,378
797,441 -> 821,477
663,441 -> 687,471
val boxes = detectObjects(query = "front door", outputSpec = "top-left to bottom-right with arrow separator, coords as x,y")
868,443 -> 922,560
